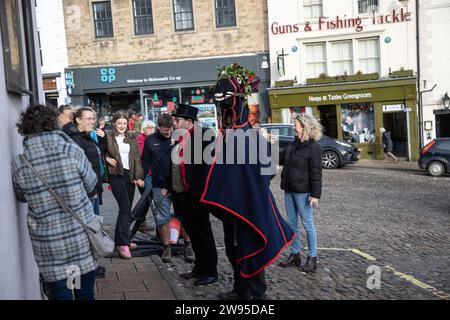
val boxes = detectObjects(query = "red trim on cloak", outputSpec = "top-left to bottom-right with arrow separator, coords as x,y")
200,131 -> 296,278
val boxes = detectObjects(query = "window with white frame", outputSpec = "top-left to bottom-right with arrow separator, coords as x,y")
173,0 -> 194,31
305,43 -> 327,78
358,0 -> 378,14
331,40 -> 353,76
304,0 -> 323,19
358,38 -> 380,74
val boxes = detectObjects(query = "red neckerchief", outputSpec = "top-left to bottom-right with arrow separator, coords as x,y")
178,126 -> 195,191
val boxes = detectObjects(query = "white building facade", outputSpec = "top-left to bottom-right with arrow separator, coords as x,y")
267,0 -> 420,161
36,0 -> 69,107
0,0 -> 44,299
418,0 -> 450,145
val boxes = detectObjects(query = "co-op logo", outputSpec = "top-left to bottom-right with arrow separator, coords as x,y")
100,68 -> 116,83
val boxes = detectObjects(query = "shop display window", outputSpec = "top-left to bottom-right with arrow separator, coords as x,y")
143,88 -> 179,122
341,102 -> 375,143
180,86 -> 215,105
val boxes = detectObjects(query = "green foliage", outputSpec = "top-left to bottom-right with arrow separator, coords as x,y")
217,63 -> 257,97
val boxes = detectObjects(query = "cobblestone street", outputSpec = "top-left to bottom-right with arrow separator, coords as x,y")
146,161 -> 450,300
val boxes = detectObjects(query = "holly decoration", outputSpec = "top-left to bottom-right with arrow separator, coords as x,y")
217,63 -> 260,98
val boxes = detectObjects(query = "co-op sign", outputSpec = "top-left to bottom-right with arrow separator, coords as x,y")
308,92 -> 372,103
98,67 -> 182,85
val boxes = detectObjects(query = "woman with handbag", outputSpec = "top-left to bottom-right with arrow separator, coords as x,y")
278,113 -> 323,273
105,111 -> 145,259
11,105 -> 99,300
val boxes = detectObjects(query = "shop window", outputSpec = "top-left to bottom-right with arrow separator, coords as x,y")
341,103 -> 375,144
143,89 -> 180,123
358,37 -> 380,74
180,86 -> 217,129
304,0 -> 323,19
133,0 -> 154,35
331,40 -> 353,76
215,0 -> 236,28
305,43 -> 326,78
173,0 -> 194,31
180,86 -> 214,105
358,0 -> 378,14
93,1 -> 113,38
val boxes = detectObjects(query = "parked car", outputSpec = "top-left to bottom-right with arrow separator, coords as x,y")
418,138 -> 450,177
259,123 -> 360,169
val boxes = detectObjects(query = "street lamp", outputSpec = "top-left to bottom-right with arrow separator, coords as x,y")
443,92 -> 450,109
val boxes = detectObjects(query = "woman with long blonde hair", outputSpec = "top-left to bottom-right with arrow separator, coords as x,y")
278,113 -> 323,273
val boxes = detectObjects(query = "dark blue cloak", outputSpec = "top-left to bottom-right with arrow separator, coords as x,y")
201,127 -> 295,278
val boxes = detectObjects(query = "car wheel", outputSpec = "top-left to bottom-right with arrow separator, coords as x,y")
427,161 -> 445,177
322,151 -> 340,169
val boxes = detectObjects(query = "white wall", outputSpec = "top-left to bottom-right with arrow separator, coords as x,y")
268,0 -> 417,84
36,0 -> 69,106
0,2 -> 43,299
420,0 -> 450,143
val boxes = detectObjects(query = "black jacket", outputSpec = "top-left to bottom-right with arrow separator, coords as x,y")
166,125 -> 214,202
142,130 -> 172,188
382,131 -> 394,152
63,123 -> 107,193
280,139 -> 322,199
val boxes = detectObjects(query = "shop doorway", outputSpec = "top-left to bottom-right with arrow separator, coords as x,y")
436,113 -> 450,138
318,105 -> 338,138
383,111 -> 408,157
109,91 -> 141,113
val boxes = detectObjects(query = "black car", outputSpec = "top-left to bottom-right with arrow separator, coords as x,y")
418,138 -> 450,177
259,123 -> 360,169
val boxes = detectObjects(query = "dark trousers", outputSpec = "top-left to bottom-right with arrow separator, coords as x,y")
43,270 -> 96,300
109,170 -> 135,246
173,192 -> 218,277
136,185 -> 151,225
211,207 -> 267,297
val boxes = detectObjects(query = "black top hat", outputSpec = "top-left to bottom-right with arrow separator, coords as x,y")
173,104 -> 198,121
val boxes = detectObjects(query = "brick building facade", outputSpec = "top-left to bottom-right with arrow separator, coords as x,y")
63,0 -> 271,124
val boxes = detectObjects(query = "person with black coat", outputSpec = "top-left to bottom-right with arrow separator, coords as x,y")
380,127 -> 399,162
163,104 -> 218,286
141,113 -> 174,262
278,113 -> 323,273
59,105 -> 108,278
71,107 -> 108,199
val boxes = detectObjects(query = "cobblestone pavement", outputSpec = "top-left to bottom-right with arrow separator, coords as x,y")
156,161 -> 450,300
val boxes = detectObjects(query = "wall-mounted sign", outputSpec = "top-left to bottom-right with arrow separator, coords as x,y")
100,68 -> 116,83
308,92 -> 372,103
270,8 -> 412,35
292,46 -> 298,53
65,71 -> 74,95
126,75 -> 182,85
382,104 -> 404,112
384,37 -> 392,43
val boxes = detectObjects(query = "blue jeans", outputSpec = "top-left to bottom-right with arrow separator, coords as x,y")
91,197 -> 100,215
42,270 -> 96,300
144,175 -> 152,190
284,192 -> 317,257
153,187 -> 171,226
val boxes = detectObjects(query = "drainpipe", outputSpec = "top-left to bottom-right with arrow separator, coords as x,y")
416,0 -> 422,148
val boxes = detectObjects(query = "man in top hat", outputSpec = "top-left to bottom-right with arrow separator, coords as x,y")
163,104 -> 219,286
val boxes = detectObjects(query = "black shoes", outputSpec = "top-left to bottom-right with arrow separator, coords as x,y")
180,270 -> 200,280
218,290 -> 252,300
300,256 -> 317,273
278,253 -> 301,267
194,276 -> 218,286
95,266 -> 106,278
